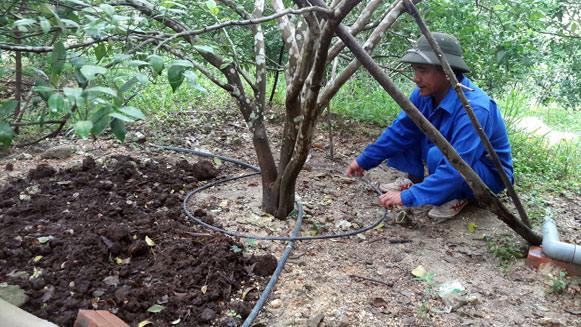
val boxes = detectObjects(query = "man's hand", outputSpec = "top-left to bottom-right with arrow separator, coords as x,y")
345,160 -> 364,177
379,190 -> 403,209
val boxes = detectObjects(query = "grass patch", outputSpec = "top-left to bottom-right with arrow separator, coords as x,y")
330,78 -> 408,126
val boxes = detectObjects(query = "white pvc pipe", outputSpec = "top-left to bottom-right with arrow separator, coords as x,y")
542,217 -> 581,265
0,298 -> 58,327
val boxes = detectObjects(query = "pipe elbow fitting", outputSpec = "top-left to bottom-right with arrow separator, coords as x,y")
542,217 -> 581,265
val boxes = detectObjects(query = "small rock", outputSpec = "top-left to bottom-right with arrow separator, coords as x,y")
0,284 -> 29,307
41,145 -> 73,159
440,292 -> 468,311
200,308 -> 216,322
19,194 -> 31,201
103,276 -> 120,287
17,153 -> 33,160
306,311 -> 325,327
270,299 -> 282,308
92,290 -> 105,297
337,314 -> 350,327
335,220 -> 352,231
444,256 -> 458,263
133,131 -> 147,144
5,163 -> 13,171
26,185 -> 41,195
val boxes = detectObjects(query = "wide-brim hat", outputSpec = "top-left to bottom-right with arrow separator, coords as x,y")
399,32 -> 470,73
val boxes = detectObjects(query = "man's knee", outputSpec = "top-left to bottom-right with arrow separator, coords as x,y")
427,146 -> 445,173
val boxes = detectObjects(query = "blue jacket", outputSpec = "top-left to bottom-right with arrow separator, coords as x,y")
356,76 -> 514,206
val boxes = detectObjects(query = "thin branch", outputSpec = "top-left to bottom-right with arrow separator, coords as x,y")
0,36 -> 117,53
536,30 -> 580,39
153,5 -> 331,52
348,274 -> 394,287
11,120 -> 68,127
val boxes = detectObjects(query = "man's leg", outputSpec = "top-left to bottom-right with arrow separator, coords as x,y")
386,147 -> 424,182
426,146 -> 504,203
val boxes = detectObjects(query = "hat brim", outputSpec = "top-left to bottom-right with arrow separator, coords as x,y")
399,50 -> 470,73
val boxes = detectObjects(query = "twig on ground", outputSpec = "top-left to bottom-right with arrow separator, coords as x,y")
348,274 -> 394,287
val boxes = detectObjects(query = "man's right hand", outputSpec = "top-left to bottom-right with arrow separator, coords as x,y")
346,159 -> 364,177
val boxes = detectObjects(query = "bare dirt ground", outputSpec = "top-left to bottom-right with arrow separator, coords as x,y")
1,108 -> 580,327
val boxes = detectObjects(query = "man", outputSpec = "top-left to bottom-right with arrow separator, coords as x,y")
345,32 -> 514,222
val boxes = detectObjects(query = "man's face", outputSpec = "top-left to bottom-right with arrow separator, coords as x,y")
411,64 -> 450,104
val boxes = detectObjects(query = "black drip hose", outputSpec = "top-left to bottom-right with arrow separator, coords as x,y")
160,145 -> 398,326
163,145 -> 388,241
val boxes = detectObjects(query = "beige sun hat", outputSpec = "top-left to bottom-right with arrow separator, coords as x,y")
399,32 -> 470,73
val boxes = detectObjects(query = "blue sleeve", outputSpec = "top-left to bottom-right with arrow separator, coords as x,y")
356,90 -> 424,170
401,104 -> 492,206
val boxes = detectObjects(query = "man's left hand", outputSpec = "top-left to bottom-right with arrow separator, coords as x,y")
379,190 -> 403,208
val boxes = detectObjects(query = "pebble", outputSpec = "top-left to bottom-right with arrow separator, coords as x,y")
270,298 -> 282,308
41,145 -> 73,159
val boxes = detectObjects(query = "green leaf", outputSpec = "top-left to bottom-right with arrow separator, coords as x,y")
74,120 -> 93,139
33,79 -> 53,101
411,265 -> 427,278
48,93 -> 65,112
111,118 -> 126,142
467,222 -> 478,233
84,86 -> 117,97
90,107 -> 111,136
109,112 -> 135,123
231,245 -> 242,253
0,121 -> 14,147
0,68 -> 9,79
61,19 -> 80,28
167,65 -> 185,92
51,41 -> 66,74
146,304 -> 165,313
171,318 -> 181,325
529,11 -> 545,21
0,100 -> 18,116
37,236 -> 54,243
100,4 -> 115,17
206,0 -> 219,15
245,238 -> 258,248
39,17 -> 51,34
13,18 -> 36,27
119,77 -> 139,96
95,43 -> 107,61
113,54 -> 131,63
193,45 -> 215,54
80,65 -> 107,81
28,67 -> 49,80
170,60 -> 194,68
135,73 -> 148,85
119,106 -> 146,120
149,54 -> 164,75
145,235 -> 155,246
63,87 -> 83,100
213,156 -> 222,166
62,0 -> 88,6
